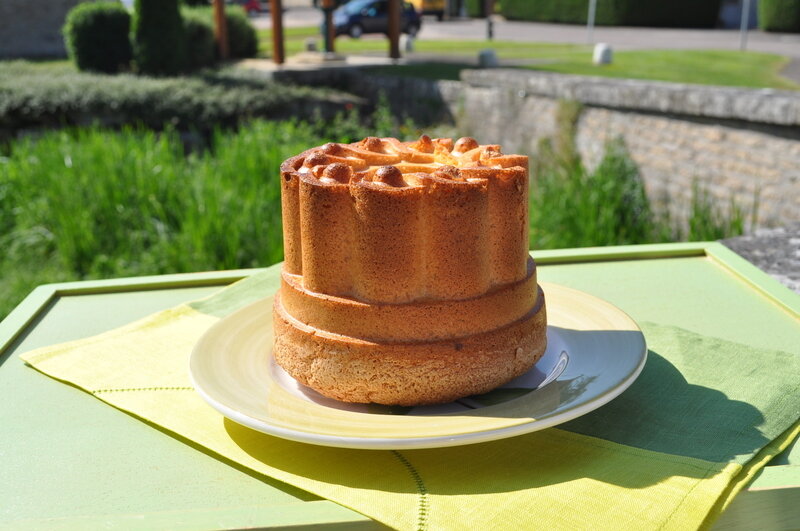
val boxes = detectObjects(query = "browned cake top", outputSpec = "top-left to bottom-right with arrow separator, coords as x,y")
282,135 -> 528,188
279,135 -> 531,303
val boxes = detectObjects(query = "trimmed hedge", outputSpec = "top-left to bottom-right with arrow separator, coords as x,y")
0,62 -> 360,134
62,2 -> 132,74
183,10 -> 217,70
466,0 -> 485,17
226,9 -> 259,58
501,0 -> 722,28
183,7 -> 258,60
133,0 -> 186,75
759,0 -> 800,32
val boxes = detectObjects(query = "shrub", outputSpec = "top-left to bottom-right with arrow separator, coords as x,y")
466,0 -> 485,17
181,7 -> 258,60
224,9 -> 259,58
0,62 -> 359,133
183,10 -> 217,70
501,0 -> 722,28
62,2 -> 132,74
132,0 -> 187,75
759,0 -> 800,32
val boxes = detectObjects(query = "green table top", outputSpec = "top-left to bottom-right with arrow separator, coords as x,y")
1,242 -> 797,530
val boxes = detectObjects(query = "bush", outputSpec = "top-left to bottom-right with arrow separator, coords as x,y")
0,62 -> 359,133
183,10 -> 217,70
132,0 -> 187,75
759,0 -> 800,32
224,9 -> 259,58
466,0 -> 485,17
501,0 -> 722,28
62,2 -> 132,74
181,7 -> 258,60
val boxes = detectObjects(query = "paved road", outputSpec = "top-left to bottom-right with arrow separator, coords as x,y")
252,6 -> 800,58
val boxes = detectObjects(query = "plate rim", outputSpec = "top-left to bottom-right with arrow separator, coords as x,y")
189,283 -> 648,450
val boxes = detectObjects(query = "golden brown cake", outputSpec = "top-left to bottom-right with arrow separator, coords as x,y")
273,135 -> 547,405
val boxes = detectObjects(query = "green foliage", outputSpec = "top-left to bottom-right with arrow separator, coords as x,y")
0,62 -> 355,133
132,0 -> 187,75
182,6 -> 259,60
686,182 -> 748,241
759,0 -> 800,32
0,107 -> 416,319
466,0 -> 485,17
182,9 -> 217,70
501,0 -> 722,27
531,139 -> 653,249
225,9 -> 259,58
530,137 -> 748,250
62,2 -> 132,73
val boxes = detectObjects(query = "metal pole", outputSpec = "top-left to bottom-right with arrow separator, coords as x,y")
321,0 -> 335,54
269,0 -> 285,64
388,0 -> 400,59
212,0 -> 229,60
739,0 -> 751,51
587,0 -> 597,44
485,0 -> 494,40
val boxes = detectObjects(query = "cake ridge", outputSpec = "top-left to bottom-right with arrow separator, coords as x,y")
280,136 -> 530,302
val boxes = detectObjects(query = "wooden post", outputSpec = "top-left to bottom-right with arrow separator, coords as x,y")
212,0 -> 229,60
270,0 -> 285,64
322,0 -> 335,53
388,0 -> 400,59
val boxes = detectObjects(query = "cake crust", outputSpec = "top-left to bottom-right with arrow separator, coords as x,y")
273,289 -> 547,406
274,136 -> 547,406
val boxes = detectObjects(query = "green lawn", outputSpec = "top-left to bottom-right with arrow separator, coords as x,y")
257,28 -> 799,89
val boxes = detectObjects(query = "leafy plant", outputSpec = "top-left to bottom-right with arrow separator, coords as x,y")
182,6 -> 259,60
759,0 -> 800,32
0,62 -> 356,133
182,9 -> 217,70
62,2 -> 132,73
501,0 -> 722,27
132,0 -> 187,75
225,8 -> 259,58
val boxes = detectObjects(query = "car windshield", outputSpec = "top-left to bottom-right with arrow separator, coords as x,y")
342,0 -> 375,15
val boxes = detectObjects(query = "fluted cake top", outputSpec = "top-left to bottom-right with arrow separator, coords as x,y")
282,135 -> 528,188
280,136 -> 531,304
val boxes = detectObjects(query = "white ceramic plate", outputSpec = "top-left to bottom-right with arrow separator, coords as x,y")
190,282 -> 647,449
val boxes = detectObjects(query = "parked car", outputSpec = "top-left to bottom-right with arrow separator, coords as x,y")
313,0 -> 349,7
239,0 -> 269,15
408,0 -> 444,21
227,0 -> 269,15
332,0 -> 421,38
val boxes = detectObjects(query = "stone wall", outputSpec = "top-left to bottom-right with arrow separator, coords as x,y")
0,0 -> 83,58
274,67 -> 800,228
459,70 -> 800,227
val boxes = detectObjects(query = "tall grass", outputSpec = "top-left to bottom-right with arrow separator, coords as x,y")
530,139 -> 748,249
1,120 -> 747,320
0,111 -> 416,319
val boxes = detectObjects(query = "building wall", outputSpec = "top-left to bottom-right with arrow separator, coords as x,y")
0,0 -> 83,58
